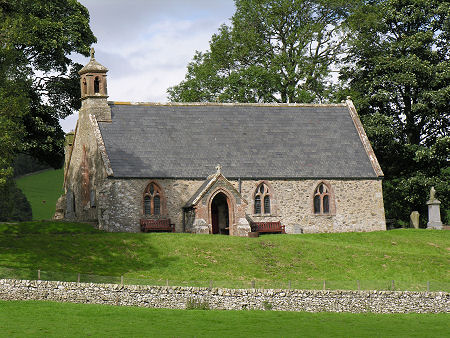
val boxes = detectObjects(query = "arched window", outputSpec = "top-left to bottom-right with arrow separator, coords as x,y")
254,183 -> 271,214
254,196 -> 261,214
313,183 -> 332,215
94,76 -> 100,94
143,182 -> 163,216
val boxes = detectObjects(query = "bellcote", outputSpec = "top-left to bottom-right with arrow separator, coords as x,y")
79,48 -> 108,99
78,47 -> 111,122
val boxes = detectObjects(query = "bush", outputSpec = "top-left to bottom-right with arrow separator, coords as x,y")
262,301 -> 273,311
0,179 -> 32,221
185,298 -> 210,310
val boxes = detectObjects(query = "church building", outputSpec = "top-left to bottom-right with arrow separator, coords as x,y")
56,51 -> 386,235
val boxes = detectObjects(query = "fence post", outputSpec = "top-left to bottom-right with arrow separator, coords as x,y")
209,280 -> 213,289
288,280 -> 291,290
251,280 -> 255,289
121,275 -> 124,286
323,280 -> 326,290
357,280 -> 360,291
77,273 -> 80,284
38,269 -> 40,280
166,279 -> 169,287
427,281 -> 430,292
391,280 -> 395,290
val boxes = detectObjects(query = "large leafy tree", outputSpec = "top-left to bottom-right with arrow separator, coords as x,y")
0,0 -> 95,219
341,0 -> 449,224
0,0 -> 96,178
169,0 -> 352,103
342,0 -> 449,145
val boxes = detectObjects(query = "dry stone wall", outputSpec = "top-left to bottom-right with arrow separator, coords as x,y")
0,279 -> 447,313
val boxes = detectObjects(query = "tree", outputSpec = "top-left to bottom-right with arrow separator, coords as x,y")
0,0 -> 95,219
0,0 -> 96,173
0,179 -> 32,222
341,0 -> 449,146
341,0 -> 449,225
168,0 -> 352,103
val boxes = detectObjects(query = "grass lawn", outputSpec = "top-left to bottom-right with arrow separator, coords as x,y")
0,222 -> 448,290
15,169 -> 64,220
0,300 -> 448,337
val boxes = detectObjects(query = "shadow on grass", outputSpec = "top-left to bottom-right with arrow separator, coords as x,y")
0,223 -> 178,281
0,221 -> 103,234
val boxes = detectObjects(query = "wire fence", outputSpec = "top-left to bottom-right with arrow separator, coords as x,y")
0,266 -> 448,292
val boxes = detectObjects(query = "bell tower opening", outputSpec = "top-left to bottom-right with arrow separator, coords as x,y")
94,76 -> 100,94
211,192 -> 229,235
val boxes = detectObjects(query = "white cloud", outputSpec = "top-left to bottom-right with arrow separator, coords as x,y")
61,0 -> 235,132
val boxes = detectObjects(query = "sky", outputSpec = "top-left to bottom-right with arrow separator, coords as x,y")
60,0 -> 236,132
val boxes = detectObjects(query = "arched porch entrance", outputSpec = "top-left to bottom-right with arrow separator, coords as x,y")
211,192 -> 229,235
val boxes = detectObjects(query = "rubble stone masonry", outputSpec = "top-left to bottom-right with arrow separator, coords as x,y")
0,279 -> 447,313
95,177 -> 385,234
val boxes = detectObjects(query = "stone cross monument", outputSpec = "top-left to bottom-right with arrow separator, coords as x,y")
426,187 -> 442,230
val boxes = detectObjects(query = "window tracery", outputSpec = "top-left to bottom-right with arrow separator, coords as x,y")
143,182 -> 162,216
313,182 -> 332,215
254,183 -> 271,214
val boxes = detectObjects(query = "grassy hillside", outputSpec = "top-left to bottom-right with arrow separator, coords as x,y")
0,301 -> 448,338
0,222 -> 448,290
15,169 -> 64,220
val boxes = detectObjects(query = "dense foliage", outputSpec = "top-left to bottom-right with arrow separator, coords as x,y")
13,154 -> 50,177
0,180 -> 32,221
0,0 -> 95,220
0,0 -> 95,182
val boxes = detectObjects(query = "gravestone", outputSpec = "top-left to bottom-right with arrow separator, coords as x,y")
426,187 -> 442,230
410,211 -> 420,229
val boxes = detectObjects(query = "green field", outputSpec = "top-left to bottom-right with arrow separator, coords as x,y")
0,300 -> 448,337
15,169 -> 64,220
0,222 -> 448,290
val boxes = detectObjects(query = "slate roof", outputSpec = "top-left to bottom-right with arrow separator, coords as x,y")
97,103 -> 379,179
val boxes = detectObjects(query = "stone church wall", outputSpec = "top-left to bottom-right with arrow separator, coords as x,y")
95,177 -> 385,234
238,179 -> 386,234
64,101 -> 109,222
97,179 -> 205,232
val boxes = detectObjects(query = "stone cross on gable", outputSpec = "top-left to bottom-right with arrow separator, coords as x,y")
90,47 -> 95,59
216,164 -> 222,174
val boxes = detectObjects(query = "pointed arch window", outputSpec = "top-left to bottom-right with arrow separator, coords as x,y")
313,183 -> 332,215
143,182 -> 162,216
254,183 -> 271,214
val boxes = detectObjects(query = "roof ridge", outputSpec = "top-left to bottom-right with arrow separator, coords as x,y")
108,101 -> 347,107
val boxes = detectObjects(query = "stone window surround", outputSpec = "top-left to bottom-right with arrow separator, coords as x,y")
142,180 -> 167,217
311,180 -> 336,216
250,180 -> 279,217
